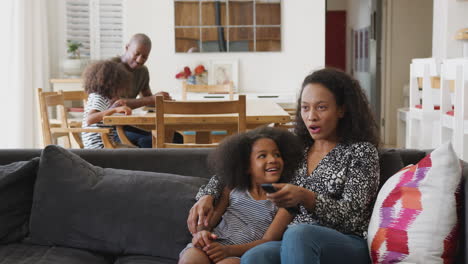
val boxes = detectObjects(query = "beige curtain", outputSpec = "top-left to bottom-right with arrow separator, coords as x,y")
0,0 -> 50,148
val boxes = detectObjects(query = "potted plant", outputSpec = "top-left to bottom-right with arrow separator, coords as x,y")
62,40 -> 85,77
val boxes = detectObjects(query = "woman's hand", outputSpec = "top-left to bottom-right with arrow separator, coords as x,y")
204,242 -> 230,263
191,230 -> 217,248
268,183 -> 316,209
187,195 -> 215,234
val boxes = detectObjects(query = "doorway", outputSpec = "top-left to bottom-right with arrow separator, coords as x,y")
326,0 -> 382,137
326,11 -> 347,71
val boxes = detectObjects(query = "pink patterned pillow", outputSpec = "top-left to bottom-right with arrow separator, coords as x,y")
367,142 -> 462,264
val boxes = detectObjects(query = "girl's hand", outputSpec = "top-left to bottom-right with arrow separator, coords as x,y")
268,183 -> 309,208
113,106 -> 132,115
204,242 -> 230,263
187,195 -> 215,234
192,230 -> 217,248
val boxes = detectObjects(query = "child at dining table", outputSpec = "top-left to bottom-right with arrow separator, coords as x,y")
178,126 -> 303,264
81,60 -> 135,149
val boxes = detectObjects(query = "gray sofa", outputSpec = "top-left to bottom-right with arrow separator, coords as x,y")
0,146 -> 466,264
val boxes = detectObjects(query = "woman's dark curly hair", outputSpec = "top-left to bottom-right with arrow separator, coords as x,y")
82,60 -> 131,99
295,68 -> 380,147
208,126 -> 303,190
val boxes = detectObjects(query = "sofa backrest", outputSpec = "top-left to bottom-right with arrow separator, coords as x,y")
0,148 -> 213,178
0,148 -> 433,184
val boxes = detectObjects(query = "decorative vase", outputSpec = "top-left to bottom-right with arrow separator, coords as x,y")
62,58 -> 84,77
196,72 -> 208,85
187,75 -> 196,85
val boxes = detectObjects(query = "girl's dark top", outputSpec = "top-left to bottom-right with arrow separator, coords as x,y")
196,141 -> 380,238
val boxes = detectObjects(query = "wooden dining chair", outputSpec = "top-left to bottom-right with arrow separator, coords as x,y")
38,88 -> 81,147
38,88 -> 115,149
152,95 -> 246,148
181,81 -> 234,101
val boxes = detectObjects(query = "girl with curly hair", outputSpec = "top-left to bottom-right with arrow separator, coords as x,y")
179,126 -> 302,264
189,68 -> 380,264
81,60 -> 133,149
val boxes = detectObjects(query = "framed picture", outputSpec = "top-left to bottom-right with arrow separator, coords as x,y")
353,29 -> 358,73
209,59 -> 238,92
364,27 -> 369,72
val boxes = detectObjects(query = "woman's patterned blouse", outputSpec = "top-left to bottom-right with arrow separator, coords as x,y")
196,141 -> 380,238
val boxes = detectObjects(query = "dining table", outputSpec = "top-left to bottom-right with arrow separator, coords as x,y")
103,100 -> 293,145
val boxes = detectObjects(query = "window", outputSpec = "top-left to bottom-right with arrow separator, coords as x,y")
66,0 -> 123,59
174,0 -> 281,53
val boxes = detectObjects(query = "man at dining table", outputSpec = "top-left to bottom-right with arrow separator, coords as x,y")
111,33 -> 181,147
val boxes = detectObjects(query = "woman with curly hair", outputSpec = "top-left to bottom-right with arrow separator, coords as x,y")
188,68 -> 380,264
179,127 -> 302,264
81,60 -> 133,149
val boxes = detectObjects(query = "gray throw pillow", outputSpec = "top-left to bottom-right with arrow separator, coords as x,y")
29,145 -> 208,259
0,157 -> 39,244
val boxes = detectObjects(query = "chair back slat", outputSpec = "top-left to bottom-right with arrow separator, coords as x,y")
153,95 -> 246,148
62,90 -> 87,105
38,88 -> 53,146
44,93 -> 65,107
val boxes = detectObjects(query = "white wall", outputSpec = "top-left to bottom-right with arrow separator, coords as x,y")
121,0 -> 325,96
433,0 -> 468,60
346,0 -> 371,98
327,0 -> 347,11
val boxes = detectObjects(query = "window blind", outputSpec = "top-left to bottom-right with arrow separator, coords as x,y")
66,0 -> 123,59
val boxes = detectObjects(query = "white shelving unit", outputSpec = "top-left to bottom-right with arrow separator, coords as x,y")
440,58 -> 468,160
407,58 -> 441,149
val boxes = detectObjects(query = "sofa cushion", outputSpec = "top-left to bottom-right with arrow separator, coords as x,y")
114,255 -> 176,264
378,149 -> 404,190
0,158 -> 39,244
70,148 -> 212,178
0,243 -> 111,264
368,142 -> 462,263
29,145 -> 208,259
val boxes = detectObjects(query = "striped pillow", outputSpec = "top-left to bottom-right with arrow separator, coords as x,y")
368,142 -> 462,264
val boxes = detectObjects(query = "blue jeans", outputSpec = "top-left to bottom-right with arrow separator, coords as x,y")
116,126 -> 152,148
115,126 -> 184,148
241,224 -> 370,264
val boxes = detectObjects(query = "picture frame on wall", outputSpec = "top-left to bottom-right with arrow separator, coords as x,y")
209,59 -> 239,92
364,27 -> 369,72
359,29 -> 363,72
354,30 -> 358,72
352,27 -> 371,73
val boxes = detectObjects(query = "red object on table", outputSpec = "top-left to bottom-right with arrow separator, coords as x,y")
415,104 -> 440,110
